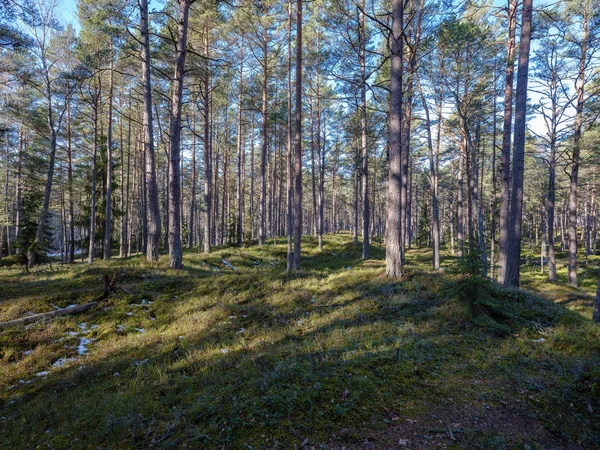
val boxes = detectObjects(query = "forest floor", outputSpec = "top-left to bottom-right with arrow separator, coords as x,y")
0,234 -> 599,449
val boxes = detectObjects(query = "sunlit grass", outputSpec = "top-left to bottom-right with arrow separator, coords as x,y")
0,234 -> 598,448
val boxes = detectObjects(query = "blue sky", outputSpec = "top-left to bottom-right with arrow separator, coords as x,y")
57,0 -> 78,27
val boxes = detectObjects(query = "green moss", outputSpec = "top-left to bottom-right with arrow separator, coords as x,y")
0,234 -> 598,448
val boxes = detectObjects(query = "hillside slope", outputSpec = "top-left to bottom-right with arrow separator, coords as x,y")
1,235 -> 599,449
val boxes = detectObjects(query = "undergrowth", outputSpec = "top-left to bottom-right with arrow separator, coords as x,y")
0,235 -> 598,449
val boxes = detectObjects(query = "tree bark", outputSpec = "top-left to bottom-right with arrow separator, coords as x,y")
286,0 -> 294,271
88,85 -> 100,264
189,112 -> 197,248
259,28 -> 268,246
104,50 -> 114,260
385,0 -> 403,278
168,0 -> 191,269
360,0 -> 369,259
203,32 -> 212,253
568,10 -> 588,287
497,0 -> 517,283
504,0 -> 532,287
237,55 -> 244,245
293,0 -> 303,272
66,103 -> 75,263
141,0 -> 162,262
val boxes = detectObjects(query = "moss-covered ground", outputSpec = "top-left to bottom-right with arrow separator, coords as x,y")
1,234 -> 599,449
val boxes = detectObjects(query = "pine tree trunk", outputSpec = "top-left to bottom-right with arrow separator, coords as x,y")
203,33 -> 212,253
259,32 -> 268,246
88,87 -> 100,264
360,0 -> 369,259
15,127 -> 23,253
237,56 -> 244,245
104,52 -> 114,260
189,113 -> 197,248
504,0 -> 532,287
286,0 -> 293,271
168,0 -> 190,269
594,262 -> 600,323
568,11 -> 588,287
141,0 -> 162,261
418,78 -> 439,270
293,0 -> 303,272
385,0 -> 404,278
497,0 -> 517,283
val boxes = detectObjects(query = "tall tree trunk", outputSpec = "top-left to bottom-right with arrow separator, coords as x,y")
104,51 -> 114,260
457,154 -> 464,257
189,112 -> 197,248
237,56 -> 244,245
385,0 -> 403,278
293,0 -> 303,272
491,64 -> 498,278
417,76 -> 439,269
250,115 -> 255,241
286,0 -> 294,271
141,145 -> 148,254
259,32 -> 268,246
504,0 -> 532,287
360,0 -> 369,259
203,33 -> 212,253
88,87 -> 100,264
316,68 -> 324,252
547,100 -> 558,280
497,0 -> 517,283
65,103 -> 75,263
568,10 -> 588,287
15,127 -> 23,252
309,97 -> 318,240
168,0 -> 191,269
120,112 -> 130,257
594,262 -> 600,323
30,80 -> 60,266
141,0 -> 162,261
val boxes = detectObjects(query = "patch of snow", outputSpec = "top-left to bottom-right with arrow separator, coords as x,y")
35,371 -> 49,377
23,350 -> 33,356
126,312 -> 135,316
78,323 -> 87,331
345,266 -> 352,270
130,299 -> 152,308
237,328 -> 246,333
116,324 -> 125,332
531,338 -> 546,343
113,372 -> 120,377
222,259 -> 237,270
220,348 -> 229,354
67,331 -> 79,337
90,324 -> 99,330
77,337 -> 94,355
228,315 -> 237,319
52,358 -> 75,368
134,328 -> 145,333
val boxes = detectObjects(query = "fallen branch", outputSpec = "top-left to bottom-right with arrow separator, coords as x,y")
103,273 -> 130,297
0,302 -> 97,330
